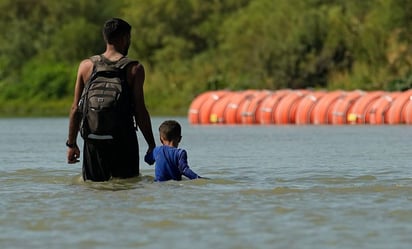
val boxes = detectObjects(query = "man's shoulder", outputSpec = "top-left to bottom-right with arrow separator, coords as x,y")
80,57 -> 94,66
128,62 -> 143,75
78,58 -> 94,78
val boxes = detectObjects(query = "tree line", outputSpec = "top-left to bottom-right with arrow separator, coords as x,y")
1,0 -> 411,116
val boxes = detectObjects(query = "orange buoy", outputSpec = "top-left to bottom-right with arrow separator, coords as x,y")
274,90 -> 308,124
198,90 -> 228,124
257,90 -> 290,124
386,89 -> 412,124
224,90 -> 256,124
235,90 -> 261,124
312,90 -> 346,124
403,97 -> 412,124
347,91 -> 385,124
240,90 -> 272,124
208,92 -> 234,124
188,91 -> 215,124
331,90 -> 365,125
295,91 -> 326,125
368,92 -> 399,124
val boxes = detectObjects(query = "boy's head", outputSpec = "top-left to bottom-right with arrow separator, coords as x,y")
159,120 -> 182,145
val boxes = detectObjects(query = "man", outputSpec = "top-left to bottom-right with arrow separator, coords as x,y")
66,18 -> 156,181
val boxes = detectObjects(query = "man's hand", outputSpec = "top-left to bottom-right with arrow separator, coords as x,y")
67,146 -> 80,164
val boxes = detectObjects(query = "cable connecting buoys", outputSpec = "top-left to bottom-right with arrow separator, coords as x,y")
188,89 -> 411,125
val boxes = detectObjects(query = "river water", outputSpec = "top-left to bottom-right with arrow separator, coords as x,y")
1,117 -> 411,249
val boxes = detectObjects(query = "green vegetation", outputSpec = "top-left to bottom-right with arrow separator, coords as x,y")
1,0 -> 412,116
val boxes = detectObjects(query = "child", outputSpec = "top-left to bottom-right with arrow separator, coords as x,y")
144,120 -> 204,182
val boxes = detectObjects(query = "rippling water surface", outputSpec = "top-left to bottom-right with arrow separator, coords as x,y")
1,117 -> 412,249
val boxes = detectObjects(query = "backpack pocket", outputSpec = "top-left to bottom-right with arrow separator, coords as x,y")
86,87 -> 121,138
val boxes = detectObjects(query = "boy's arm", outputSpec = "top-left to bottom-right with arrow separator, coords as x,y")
178,150 -> 201,179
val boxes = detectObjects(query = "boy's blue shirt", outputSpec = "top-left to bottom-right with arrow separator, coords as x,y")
145,145 -> 200,181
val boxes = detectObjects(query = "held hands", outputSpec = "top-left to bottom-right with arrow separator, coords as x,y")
144,152 -> 155,165
144,146 -> 155,165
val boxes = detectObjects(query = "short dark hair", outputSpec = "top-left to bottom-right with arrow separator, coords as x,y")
103,18 -> 131,44
159,120 -> 181,141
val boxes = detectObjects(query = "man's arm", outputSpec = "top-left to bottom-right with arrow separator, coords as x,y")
129,63 -> 156,153
67,59 -> 93,164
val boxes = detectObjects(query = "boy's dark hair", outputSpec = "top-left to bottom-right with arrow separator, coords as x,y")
159,120 -> 181,141
103,18 -> 131,44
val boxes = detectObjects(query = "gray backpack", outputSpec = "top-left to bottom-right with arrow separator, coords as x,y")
79,55 -> 137,140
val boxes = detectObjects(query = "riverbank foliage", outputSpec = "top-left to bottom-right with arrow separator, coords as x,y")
1,0 -> 412,116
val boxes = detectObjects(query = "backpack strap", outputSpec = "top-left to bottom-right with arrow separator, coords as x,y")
90,55 -> 138,69
88,55 -> 139,70
90,55 -> 101,64
115,57 -> 139,69
85,55 -> 139,86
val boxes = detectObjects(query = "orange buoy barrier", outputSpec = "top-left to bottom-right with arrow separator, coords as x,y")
295,91 -> 326,125
188,89 -> 412,125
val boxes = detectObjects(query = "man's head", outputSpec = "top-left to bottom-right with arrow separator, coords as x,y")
159,120 -> 182,144
103,18 -> 131,55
